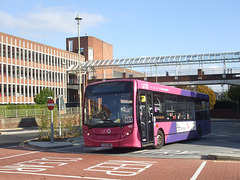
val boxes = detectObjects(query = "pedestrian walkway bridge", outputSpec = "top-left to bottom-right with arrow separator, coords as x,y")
82,51 -> 240,68
68,51 -> 240,86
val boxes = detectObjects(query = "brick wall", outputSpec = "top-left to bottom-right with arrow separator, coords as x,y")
66,36 -> 113,61
0,117 -> 39,129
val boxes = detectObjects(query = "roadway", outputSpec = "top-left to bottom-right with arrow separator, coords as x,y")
38,121 -> 240,160
0,127 -> 39,148
0,121 -> 239,179
0,145 -> 239,179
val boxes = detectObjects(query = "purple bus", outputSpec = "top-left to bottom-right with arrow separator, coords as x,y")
83,79 -> 211,148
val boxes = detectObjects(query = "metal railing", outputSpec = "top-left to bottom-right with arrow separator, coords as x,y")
4,109 -> 48,118
65,107 -> 80,114
3,107 -> 80,118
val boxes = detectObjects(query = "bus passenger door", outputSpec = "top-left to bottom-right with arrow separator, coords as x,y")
139,92 -> 154,145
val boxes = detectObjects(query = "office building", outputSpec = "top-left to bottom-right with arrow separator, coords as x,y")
66,36 -> 143,80
0,32 -> 84,104
66,36 -> 113,61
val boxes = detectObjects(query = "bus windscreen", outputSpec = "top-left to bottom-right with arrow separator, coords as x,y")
84,81 -> 133,128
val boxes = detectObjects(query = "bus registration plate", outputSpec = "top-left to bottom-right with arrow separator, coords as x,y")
101,143 -> 112,147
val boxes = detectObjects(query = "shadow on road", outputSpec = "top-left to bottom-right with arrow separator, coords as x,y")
177,121 -> 240,149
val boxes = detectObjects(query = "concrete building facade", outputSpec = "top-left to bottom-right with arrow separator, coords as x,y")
0,32 -> 84,104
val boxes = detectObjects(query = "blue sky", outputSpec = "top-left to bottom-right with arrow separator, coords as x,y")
1,0 -> 240,60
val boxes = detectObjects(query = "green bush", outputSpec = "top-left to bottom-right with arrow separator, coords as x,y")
38,110 -> 81,141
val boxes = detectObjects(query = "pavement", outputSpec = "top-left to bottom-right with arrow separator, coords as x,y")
28,140 -> 73,148
0,127 -> 77,149
1,120 -> 240,161
0,127 -> 39,135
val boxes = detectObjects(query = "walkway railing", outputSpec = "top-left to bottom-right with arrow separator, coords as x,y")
87,67 -> 240,80
4,107 -> 80,118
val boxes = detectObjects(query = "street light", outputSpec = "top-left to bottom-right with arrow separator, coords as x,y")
57,95 -> 63,137
75,13 -> 83,134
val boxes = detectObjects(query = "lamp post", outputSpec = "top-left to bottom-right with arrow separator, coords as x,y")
75,13 -> 83,134
58,95 -> 63,137
57,61 -> 66,137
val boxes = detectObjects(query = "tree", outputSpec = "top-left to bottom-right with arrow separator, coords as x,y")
179,85 -> 216,110
34,88 -> 54,104
220,90 -> 229,101
228,85 -> 240,102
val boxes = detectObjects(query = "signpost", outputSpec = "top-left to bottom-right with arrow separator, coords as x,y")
47,99 -> 55,143
56,96 -> 64,137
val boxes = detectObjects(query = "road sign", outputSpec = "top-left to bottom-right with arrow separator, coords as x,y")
47,99 -> 55,111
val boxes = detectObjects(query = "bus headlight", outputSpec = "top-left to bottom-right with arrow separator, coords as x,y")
121,129 -> 133,138
84,130 -> 92,137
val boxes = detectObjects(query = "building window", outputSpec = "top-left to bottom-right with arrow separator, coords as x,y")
69,40 -> 73,52
80,47 -> 84,55
88,48 -> 94,60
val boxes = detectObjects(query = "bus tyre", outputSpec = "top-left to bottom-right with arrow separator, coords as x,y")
197,126 -> 202,140
154,130 -> 164,149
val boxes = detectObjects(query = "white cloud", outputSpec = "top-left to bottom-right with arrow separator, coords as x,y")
0,6 -> 106,39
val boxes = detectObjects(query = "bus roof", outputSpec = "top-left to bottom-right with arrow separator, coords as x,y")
86,79 -> 209,101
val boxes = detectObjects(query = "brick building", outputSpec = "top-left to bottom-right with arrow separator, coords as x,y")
0,32 -> 142,105
66,36 -> 143,80
66,36 -> 113,61
0,32 -> 84,104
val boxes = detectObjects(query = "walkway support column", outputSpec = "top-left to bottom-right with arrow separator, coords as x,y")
198,69 -> 203,79
123,72 -> 127,79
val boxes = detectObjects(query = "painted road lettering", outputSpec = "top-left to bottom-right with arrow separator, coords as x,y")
0,157 -> 82,172
85,160 -> 156,176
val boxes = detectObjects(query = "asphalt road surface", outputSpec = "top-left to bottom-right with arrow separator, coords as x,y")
49,121 -> 240,159
0,129 -> 39,148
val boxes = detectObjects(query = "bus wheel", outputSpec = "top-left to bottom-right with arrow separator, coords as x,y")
154,130 -> 164,149
197,126 -> 202,140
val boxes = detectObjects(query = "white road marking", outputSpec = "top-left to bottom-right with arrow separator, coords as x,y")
190,161 -> 207,180
0,157 -> 83,172
0,171 -> 120,180
0,150 -> 42,160
133,149 -> 200,156
0,156 -> 117,179
85,160 -> 156,176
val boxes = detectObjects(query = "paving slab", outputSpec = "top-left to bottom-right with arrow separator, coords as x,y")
28,141 -> 72,149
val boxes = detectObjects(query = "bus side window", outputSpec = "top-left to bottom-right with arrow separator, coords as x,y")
153,94 -> 165,121
195,100 -> 207,120
186,100 -> 195,120
166,95 -> 177,121
176,96 -> 186,120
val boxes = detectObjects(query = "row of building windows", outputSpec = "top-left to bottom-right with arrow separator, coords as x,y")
0,44 -> 78,69
0,65 -> 65,83
0,84 -> 65,98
